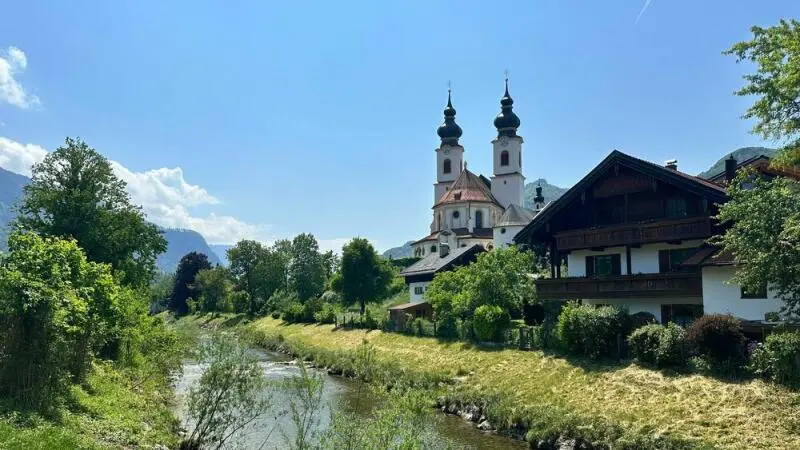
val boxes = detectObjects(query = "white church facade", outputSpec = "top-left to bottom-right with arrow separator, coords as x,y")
411,81 -> 544,260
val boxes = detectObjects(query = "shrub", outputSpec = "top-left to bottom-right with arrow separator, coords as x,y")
270,311 -> 281,320
407,318 -> 435,337
435,314 -> 459,339
281,302 -> 306,323
523,302 -> 545,326
630,311 -> 657,331
749,331 -> 800,388
313,303 -> 338,324
628,323 -> 685,367
556,302 -> 628,359
685,314 -> 747,369
473,305 -> 511,342
530,321 -> 559,350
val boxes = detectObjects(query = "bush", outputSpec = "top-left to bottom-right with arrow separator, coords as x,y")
314,303 -> 338,324
685,314 -> 747,369
630,311 -> 657,331
473,305 -> 511,342
628,323 -> 685,368
556,302 -> 628,359
281,302 -> 306,323
270,311 -> 281,320
435,314 -> 459,339
749,331 -> 800,388
530,321 -> 559,350
407,318 -> 435,337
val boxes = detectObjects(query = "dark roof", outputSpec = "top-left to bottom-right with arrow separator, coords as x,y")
400,244 -> 485,277
706,155 -> 771,182
514,150 -> 729,244
496,204 -> 536,227
680,246 -> 736,267
436,90 -> 462,146
412,232 -> 439,245
435,169 -> 502,207
388,301 -> 431,311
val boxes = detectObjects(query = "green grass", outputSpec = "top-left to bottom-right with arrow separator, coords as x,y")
0,363 -> 179,449
242,317 -> 800,450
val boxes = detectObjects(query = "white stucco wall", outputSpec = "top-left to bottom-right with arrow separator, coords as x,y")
494,225 -> 524,248
566,247 -> 627,276
491,174 -> 525,209
566,240 -> 705,277
492,136 -> 523,175
584,296 -> 703,323
702,266 -> 784,321
409,281 -> 430,303
629,240 -> 704,274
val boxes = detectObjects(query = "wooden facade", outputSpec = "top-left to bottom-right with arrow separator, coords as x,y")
554,216 -> 712,251
536,272 -> 703,300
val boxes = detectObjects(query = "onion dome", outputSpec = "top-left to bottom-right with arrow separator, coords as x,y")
534,184 -> 545,204
437,89 -> 463,146
493,78 -> 521,137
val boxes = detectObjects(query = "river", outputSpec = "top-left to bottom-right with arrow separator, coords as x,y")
174,347 -> 526,449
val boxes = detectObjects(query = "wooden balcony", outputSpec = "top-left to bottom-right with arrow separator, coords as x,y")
554,216 -> 712,251
535,272 -> 703,300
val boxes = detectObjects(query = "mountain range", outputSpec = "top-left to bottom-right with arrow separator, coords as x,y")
380,147 -> 779,258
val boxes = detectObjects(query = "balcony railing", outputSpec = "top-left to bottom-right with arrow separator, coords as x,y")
554,216 -> 712,251
535,272 -> 703,300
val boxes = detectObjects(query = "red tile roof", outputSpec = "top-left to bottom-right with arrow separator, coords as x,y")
434,169 -> 502,207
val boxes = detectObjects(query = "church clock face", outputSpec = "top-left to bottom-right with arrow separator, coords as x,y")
499,136 -> 509,147
443,147 -> 450,155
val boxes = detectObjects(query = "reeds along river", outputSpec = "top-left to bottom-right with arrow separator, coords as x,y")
174,347 -> 525,449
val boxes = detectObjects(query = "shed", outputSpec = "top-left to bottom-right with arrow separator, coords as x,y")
388,301 -> 433,331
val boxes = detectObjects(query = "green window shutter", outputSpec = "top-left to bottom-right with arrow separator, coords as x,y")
611,254 -> 622,275
658,250 -> 670,273
585,256 -> 595,277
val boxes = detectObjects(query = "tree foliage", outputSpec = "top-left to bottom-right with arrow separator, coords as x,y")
287,233 -> 326,302
726,19 -> 800,168
0,232 -> 124,409
426,247 -> 535,321
168,252 -> 211,316
712,170 -> 800,318
15,137 -> 167,287
193,267 -> 234,313
339,238 -> 394,314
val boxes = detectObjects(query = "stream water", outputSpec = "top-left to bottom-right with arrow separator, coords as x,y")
174,347 -> 526,449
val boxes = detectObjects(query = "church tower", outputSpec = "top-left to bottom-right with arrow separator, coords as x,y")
490,79 -> 525,208
434,90 -> 464,207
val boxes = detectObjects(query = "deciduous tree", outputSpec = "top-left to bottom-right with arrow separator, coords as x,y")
194,266 -> 234,312
287,233 -> 326,302
726,19 -> 800,168
340,238 -> 394,314
15,137 -> 167,287
168,252 -> 211,315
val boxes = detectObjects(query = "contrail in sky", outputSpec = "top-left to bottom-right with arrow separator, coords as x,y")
635,0 -> 653,24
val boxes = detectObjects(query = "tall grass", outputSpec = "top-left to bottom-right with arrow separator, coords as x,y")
242,317 -> 800,450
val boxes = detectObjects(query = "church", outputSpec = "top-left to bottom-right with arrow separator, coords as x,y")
411,81 -> 544,259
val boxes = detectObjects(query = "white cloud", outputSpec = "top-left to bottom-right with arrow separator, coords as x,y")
0,136 -> 269,244
0,46 -> 40,108
0,137 -> 47,176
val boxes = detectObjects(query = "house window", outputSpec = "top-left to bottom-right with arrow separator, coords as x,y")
585,254 -> 621,277
658,248 -> 698,273
500,151 -> 509,166
443,158 -> 452,174
414,286 -> 424,295
453,211 -> 460,219
661,304 -> 703,326
475,210 -> 484,228
666,196 -> 688,219
500,228 -> 506,234
430,245 -> 437,253
741,283 -> 768,299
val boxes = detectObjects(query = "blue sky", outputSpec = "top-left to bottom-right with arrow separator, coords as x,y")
1,1 -> 798,252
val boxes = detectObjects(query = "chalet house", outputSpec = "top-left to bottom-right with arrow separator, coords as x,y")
513,150 -> 790,325
399,243 -> 485,302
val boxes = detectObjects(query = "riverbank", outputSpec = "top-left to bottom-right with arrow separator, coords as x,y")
0,362 -> 178,449
216,315 -> 800,450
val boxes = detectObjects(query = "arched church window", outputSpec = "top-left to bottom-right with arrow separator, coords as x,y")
431,245 -> 437,253
475,210 -> 484,228
500,151 -> 509,166
443,158 -> 452,174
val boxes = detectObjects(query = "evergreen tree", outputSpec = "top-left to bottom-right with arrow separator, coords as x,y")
168,252 -> 211,315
